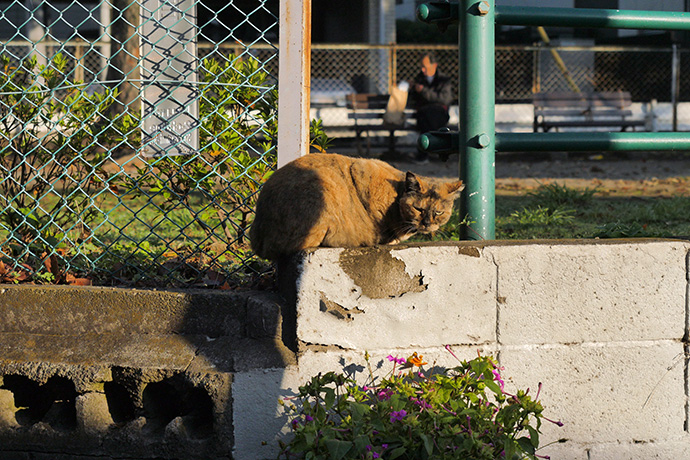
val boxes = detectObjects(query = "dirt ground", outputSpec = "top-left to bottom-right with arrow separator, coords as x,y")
386,152 -> 690,198
109,148 -> 690,198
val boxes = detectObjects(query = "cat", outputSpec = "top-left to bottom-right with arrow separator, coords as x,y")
249,153 -> 464,260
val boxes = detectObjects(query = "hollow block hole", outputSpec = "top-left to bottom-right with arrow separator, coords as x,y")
1,375 -> 77,430
104,381 -> 136,425
142,377 -> 214,438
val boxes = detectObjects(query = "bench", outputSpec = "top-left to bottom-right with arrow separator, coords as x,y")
346,93 -> 416,156
533,91 -> 646,133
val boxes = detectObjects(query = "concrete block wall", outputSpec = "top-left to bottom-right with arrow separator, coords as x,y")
2,239 -> 689,459
290,240 -> 690,460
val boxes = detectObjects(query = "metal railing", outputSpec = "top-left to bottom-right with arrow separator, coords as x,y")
418,1 -> 690,240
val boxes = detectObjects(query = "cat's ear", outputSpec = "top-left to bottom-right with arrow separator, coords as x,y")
445,180 -> 465,196
405,171 -> 421,194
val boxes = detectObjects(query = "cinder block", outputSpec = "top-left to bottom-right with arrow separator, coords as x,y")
76,392 -> 114,434
0,388 -> 18,428
533,440 -> 589,460
500,341 -> 685,445
589,439 -> 690,459
297,344 -> 499,385
296,245 -> 497,349
232,366 -> 301,460
490,241 -> 689,345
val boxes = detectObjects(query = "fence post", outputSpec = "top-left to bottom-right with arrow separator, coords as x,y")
672,43 -> 680,131
278,0 -> 312,168
458,0 -> 495,240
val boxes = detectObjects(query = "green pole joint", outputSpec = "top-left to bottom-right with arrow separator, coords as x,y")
416,2 -> 459,23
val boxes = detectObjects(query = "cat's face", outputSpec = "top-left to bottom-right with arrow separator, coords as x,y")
398,172 -> 464,235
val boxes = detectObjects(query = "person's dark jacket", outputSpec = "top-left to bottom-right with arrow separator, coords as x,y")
410,71 -> 454,109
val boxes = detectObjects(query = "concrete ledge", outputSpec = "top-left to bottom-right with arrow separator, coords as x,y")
0,286 -> 296,459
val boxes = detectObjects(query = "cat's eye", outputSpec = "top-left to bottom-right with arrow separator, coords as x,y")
414,206 -> 424,212
434,210 -> 444,216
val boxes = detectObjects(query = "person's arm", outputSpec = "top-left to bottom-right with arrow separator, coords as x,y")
417,77 -> 453,107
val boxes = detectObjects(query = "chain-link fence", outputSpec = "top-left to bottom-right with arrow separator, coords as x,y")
312,44 -> 690,133
5,0 -> 690,289
0,0 -> 277,287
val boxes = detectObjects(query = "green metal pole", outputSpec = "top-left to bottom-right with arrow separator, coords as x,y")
496,132 -> 690,152
459,0 -> 495,240
495,6 -> 690,31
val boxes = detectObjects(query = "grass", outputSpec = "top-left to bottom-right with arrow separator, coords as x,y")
0,192 -> 272,287
425,183 -> 690,242
4,182 -> 690,287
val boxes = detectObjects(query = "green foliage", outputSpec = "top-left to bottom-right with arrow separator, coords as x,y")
527,183 -> 597,209
120,55 -> 332,255
510,206 -> 575,226
592,222 -> 650,238
0,53 -> 136,262
310,119 -> 333,152
279,351 -> 559,460
121,55 -> 277,251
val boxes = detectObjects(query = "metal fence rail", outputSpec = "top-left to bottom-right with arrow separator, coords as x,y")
310,43 -> 690,132
0,0 -> 277,287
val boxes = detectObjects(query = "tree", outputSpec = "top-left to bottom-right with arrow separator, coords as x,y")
105,0 -> 140,117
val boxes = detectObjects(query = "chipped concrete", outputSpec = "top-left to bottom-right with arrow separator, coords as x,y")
339,249 -> 427,298
0,286 -> 295,460
296,245 -> 497,349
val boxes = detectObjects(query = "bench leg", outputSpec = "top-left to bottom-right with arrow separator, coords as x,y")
387,130 -> 396,157
354,130 -> 364,155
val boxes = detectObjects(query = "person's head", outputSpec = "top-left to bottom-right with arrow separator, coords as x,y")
420,53 -> 438,78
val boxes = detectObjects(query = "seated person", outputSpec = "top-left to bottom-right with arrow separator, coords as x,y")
410,53 -> 453,162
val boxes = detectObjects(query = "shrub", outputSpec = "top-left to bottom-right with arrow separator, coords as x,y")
279,349 -> 561,460
0,53 -> 137,279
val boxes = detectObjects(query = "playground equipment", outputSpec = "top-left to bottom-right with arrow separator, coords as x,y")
417,1 -> 690,240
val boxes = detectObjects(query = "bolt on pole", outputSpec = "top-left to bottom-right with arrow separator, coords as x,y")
459,0 -> 495,240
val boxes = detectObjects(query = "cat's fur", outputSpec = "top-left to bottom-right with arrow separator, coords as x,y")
249,153 -> 464,260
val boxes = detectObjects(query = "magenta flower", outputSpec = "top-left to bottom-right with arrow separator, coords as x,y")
377,388 -> 393,401
492,369 -> 505,391
387,355 -> 407,366
412,397 -> 432,410
390,410 -> 407,423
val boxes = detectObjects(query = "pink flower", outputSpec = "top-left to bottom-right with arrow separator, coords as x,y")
492,369 -> 505,391
387,355 -> 407,366
411,397 -> 432,410
377,388 -> 393,401
390,410 -> 407,423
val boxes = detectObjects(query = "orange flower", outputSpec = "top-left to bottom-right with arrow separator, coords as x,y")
408,352 -> 427,367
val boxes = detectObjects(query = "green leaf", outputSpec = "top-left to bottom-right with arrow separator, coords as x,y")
419,433 -> 434,455
323,387 -> 336,409
324,439 -> 352,460
527,425 -> 540,448
516,437 -> 536,455
389,446 -> 407,459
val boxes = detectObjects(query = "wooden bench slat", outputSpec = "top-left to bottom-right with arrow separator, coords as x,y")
345,93 -> 418,156
533,91 -> 643,133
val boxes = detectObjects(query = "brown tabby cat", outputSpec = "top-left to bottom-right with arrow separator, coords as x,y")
249,153 -> 464,260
